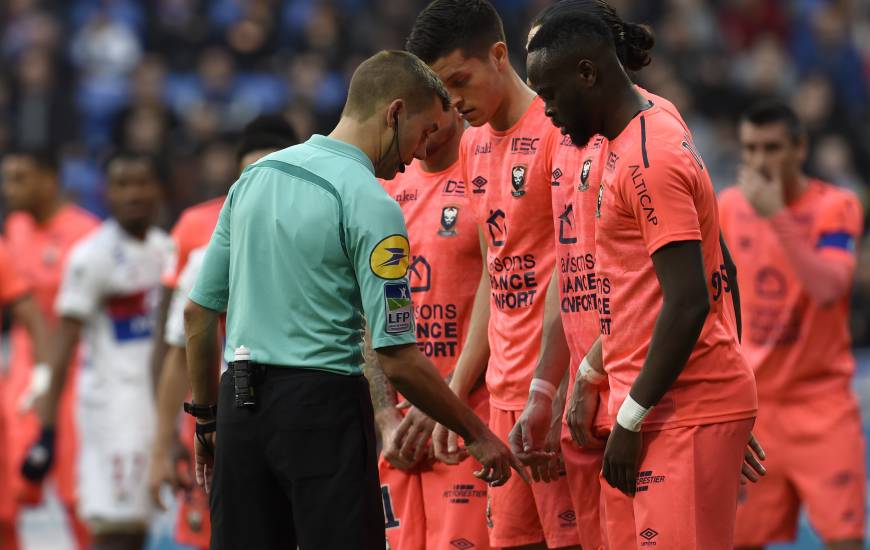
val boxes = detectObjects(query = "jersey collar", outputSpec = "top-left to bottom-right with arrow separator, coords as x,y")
307,134 -> 375,175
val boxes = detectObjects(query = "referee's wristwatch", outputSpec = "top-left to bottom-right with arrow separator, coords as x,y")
183,401 -> 217,420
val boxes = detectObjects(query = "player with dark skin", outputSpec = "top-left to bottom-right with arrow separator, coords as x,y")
525,17 -> 756,499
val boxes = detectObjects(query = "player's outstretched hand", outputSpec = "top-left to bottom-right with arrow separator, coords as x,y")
467,429 -> 530,487
21,426 -> 55,482
432,423 -> 469,465
741,432 -> 766,484
193,426 -> 216,494
566,379 -> 606,449
603,423 -> 642,496
508,394 -> 559,483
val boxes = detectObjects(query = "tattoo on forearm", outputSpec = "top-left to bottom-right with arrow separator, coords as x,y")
362,335 -> 397,411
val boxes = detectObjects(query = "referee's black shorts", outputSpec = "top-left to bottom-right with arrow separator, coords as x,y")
209,366 -> 384,550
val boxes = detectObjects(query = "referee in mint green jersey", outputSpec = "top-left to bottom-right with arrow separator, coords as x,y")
183,51 -> 526,550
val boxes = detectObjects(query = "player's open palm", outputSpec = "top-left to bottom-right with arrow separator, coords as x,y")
466,429 -> 530,487
194,430 -> 216,493
603,423 -> 643,496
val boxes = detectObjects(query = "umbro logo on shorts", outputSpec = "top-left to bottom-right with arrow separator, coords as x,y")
450,539 -> 475,549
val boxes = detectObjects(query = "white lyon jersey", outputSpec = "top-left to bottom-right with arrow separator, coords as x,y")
55,219 -> 172,521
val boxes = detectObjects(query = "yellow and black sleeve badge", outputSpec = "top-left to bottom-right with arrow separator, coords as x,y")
369,234 -> 410,280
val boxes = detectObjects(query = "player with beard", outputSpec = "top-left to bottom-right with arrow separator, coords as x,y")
527,13 -> 757,549
408,2 -> 579,548
371,107 -> 494,549
511,2 -> 758,549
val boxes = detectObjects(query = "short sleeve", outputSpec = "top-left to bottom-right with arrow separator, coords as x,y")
816,190 -> 863,257
0,240 -> 29,304
347,185 -> 416,349
55,242 -> 103,320
189,191 -> 233,312
622,148 -> 702,255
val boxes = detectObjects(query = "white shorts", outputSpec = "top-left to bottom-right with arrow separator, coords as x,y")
77,442 -> 154,525
76,378 -> 156,525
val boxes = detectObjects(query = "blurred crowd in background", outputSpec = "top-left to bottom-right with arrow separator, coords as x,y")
2,0 -> 870,342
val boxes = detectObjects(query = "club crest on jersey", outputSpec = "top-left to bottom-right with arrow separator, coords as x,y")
438,205 -> 459,237
596,184 -> 604,219
551,168 -> 563,187
472,176 -> 487,194
383,281 -> 412,334
511,164 -> 527,197
579,159 -> 592,191
369,234 -> 410,280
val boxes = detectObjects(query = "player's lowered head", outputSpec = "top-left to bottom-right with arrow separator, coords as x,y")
105,151 -> 163,239
236,114 -> 300,171
1,147 -> 60,220
527,11 -> 644,148
738,99 -> 806,185
527,0 -> 655,74
333,50 -> 450,181
407,0 -> 516,128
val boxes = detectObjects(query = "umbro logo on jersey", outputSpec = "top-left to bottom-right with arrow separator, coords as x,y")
551,168 -> 563,186
438,205 -> 459,237
511,165 -> 527,197
510,137 -> 539,154
486,209 -> 506,247
472,176 -> 487,194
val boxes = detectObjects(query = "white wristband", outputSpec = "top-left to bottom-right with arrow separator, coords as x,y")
529,378 -> 557,401
616,394 -> 650,432
577,357 -> 606,385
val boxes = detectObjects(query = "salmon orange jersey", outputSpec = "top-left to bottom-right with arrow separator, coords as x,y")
718,180 -> 863,401
380,160 -> 480,377
460,96 -> 558,410
2,204 -> 98,508
5,205 -> 99,316
162,196 -> 225,289
0,239 -> 29,304
595,104 -> 756,430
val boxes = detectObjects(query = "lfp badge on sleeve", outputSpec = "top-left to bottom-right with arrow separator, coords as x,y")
383,281 -> 413,334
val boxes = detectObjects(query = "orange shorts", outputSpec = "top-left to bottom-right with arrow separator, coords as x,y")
560,426 -> 604,550
175,414 -> 210,550
735,392 -> 866,545
380,387 -> 491,550
602,418 -> 753,550
488,405 -> 579,548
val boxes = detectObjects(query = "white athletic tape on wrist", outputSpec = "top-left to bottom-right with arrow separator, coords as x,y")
577,357 -> 606,385
529,378 -> 557,401
616,394 -> 650,432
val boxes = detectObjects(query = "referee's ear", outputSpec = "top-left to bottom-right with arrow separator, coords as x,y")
386,99 -> 405,129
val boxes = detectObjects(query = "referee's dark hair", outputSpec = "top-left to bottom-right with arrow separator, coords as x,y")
406,0 -> 506,64
236,115 -> 300,163
740,99 -> 804,144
